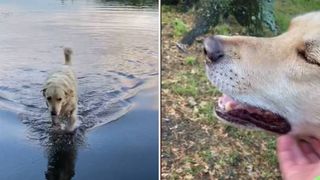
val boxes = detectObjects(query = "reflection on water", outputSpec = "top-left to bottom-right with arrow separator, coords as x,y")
0,0 -> 158,179
45,132 -> 78,180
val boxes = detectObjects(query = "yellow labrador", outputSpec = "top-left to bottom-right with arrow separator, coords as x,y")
42,48 -> 78,132
204,11 -> 320,138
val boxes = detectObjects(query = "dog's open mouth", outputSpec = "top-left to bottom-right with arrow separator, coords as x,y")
215,94 -> 291,134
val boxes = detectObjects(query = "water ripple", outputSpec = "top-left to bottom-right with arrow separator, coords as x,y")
0,0 -> 158,146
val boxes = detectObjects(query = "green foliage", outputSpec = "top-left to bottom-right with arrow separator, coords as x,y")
173,18 -> 188,37
265,138 -> 278,166
214,24 -> 231,35
198,102 -> 214,122
172,81 -> 198,96
226,152 -> 242,166
199,150 -> 214,161
185,56 -> 197,65
161,5 -> 173,13
274,0 -> 320,32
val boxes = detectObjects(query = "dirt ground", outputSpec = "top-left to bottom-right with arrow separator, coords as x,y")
161,8 -> 281,180
161,1 -> 320,179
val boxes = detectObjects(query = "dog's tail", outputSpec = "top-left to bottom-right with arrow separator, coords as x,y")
64,47 -> 73,65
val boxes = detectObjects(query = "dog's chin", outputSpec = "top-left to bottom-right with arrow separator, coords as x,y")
215,94 -> 291,134
51,114 -> 59,118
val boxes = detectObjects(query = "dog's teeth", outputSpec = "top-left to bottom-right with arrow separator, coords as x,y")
225,101 -> 235,112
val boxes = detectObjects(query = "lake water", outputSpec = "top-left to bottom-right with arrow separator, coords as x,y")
0,0 -> 158,179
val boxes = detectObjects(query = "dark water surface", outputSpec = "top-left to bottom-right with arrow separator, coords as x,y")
0,0 -> 158,179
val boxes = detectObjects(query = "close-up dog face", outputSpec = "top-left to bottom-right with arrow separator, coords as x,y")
204,12 -> 320,137
43,86 -> 70,116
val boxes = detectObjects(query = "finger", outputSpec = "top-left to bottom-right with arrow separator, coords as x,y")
277,135 -> 308,170
309,137 -> 320,157
291,138 -> 310,165
277,135 -> 296,171
299,140 -> 319,163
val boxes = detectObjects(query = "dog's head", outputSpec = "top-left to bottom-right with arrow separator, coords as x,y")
42,86 -> 73,117
204,12 -> 320,137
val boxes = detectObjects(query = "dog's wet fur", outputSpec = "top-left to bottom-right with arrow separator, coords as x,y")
42,48 -> 78,132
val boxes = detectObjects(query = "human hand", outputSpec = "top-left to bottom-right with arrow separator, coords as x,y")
277,135 -> 320,180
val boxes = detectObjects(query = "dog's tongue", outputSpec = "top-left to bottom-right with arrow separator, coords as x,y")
215,94 -> 291,134
218,94 -> 261,114
218,94 -> 236,111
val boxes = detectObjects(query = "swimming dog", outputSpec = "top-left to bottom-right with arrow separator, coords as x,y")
42,48 -> 78,132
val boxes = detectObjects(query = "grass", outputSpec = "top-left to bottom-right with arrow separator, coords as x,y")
173,18 -> 188,37
171,72 -> 199,96
167,67 -> 219,98
185,56 -> 196,65
213,24 -> 231,35
199,150 -> 214,161
265,137 -> 278,166
172,83 -> 198,96
198,102 -> 214,122
275,0 -> 320,32
225,152 -> 242,166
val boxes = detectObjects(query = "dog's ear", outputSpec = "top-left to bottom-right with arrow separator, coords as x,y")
41,89 -> 46,97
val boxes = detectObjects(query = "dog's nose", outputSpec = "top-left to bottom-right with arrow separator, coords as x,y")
51,111 -> 57,116
203,36 -> 224,63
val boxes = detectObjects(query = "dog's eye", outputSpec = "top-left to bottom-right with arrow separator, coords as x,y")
57,98 -> 62,101
47,97 -> 51,101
